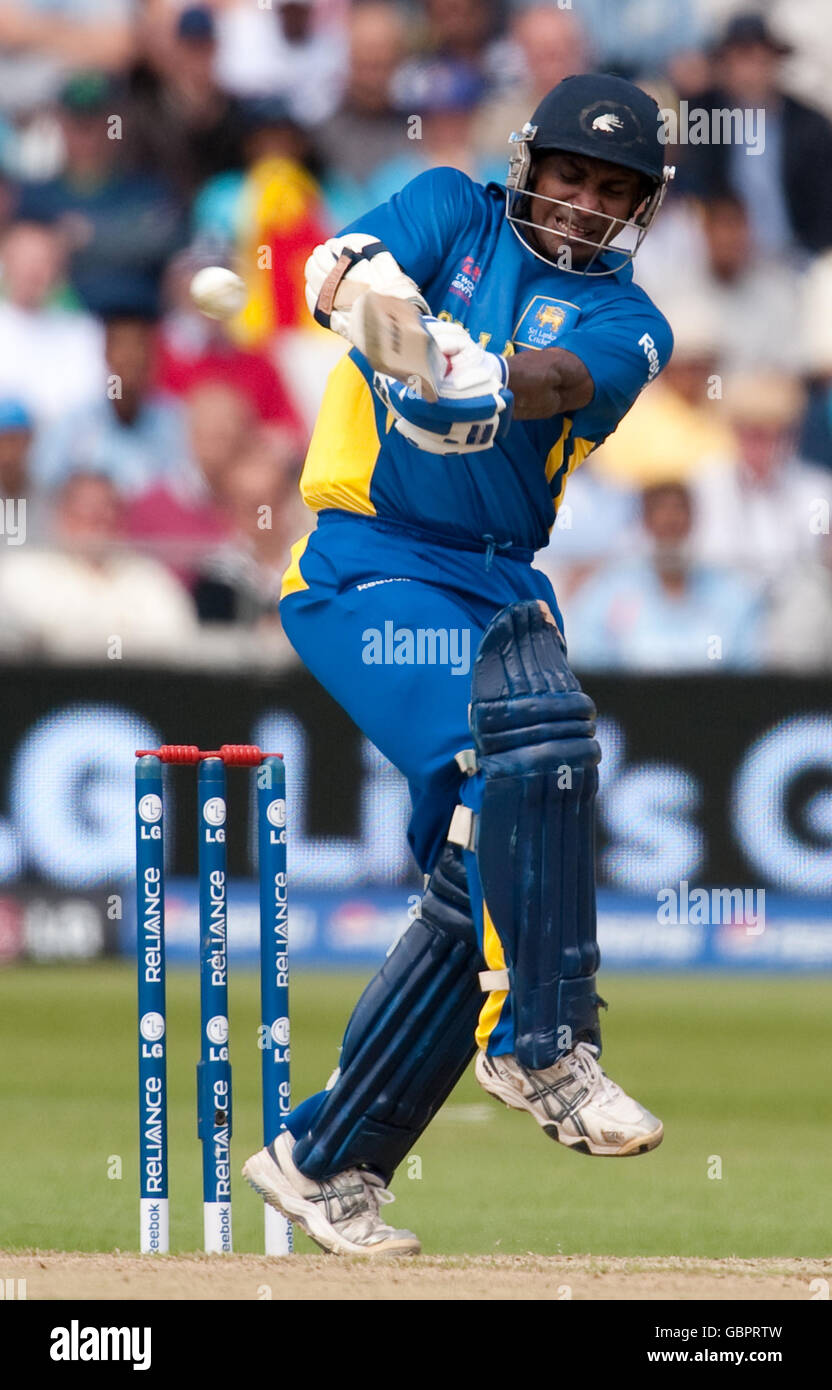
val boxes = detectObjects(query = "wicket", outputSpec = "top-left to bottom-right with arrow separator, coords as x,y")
135,744 -> 291,1256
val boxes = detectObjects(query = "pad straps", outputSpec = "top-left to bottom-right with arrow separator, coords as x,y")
313,239 -> 389,329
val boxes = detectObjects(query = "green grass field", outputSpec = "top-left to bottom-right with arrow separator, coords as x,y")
2,964 -> 829,1258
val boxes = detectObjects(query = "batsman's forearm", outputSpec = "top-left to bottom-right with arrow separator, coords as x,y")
508,347 -> 594,419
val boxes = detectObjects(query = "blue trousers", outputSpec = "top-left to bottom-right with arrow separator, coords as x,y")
279,510 -> 565,1126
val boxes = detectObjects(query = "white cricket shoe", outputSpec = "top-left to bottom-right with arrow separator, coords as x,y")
476,1041 -> 663,1157
242,1131 -> 421,1256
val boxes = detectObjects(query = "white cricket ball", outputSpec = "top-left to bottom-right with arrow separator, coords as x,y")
189,266 -> 247,320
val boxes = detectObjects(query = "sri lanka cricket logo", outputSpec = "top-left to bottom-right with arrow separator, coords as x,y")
536,304 -> 566,332
513,295 -> 580,349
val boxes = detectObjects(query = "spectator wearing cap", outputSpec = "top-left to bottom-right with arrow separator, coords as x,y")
213,0 -> 346,127
32,311 -> 194,497
360,58 -> 506,214
312,3 -> 414,225
590,301 -> 736,489
690,372 -> 831,578
566,480 -> 764,672
124,7 -> 248,198
0,470 -> 198,660
0,219 -> 105,426
680,12 -> 832,258
16,71 -> 187,317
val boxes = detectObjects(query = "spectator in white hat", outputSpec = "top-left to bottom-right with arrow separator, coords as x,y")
690,372 -> 831,577
591,299 -> 736,488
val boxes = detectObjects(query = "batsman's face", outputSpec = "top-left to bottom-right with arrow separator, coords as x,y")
528,153 -> 647,264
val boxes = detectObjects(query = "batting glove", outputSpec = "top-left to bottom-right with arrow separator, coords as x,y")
305,234 -> 429,340
373,318 -> 513,454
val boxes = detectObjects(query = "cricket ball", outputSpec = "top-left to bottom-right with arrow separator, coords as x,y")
189,266 -> 247,320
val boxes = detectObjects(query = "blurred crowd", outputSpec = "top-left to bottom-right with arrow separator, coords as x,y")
0,0 -> 830,671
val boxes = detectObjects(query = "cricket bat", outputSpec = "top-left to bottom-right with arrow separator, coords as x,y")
350,291 -> 445,403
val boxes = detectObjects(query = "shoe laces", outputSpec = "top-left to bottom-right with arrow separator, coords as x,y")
360,1171 -> 396,1215
569,1041 -> 623,1104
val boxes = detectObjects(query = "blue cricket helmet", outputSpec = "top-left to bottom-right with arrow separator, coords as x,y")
527,73 -> 667,187
505,73 -> 674,276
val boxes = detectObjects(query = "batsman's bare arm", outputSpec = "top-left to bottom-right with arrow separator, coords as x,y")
508,347 -> 594,419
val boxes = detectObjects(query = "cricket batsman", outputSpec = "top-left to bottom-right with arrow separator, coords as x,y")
244,74 -> 674,1255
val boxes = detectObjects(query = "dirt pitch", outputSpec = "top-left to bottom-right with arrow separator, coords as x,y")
4,1252 -> 829,1301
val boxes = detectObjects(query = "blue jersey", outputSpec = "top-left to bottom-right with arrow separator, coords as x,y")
298,166 -> 673,554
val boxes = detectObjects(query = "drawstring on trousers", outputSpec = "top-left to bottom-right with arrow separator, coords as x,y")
481,534 -> 515,572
